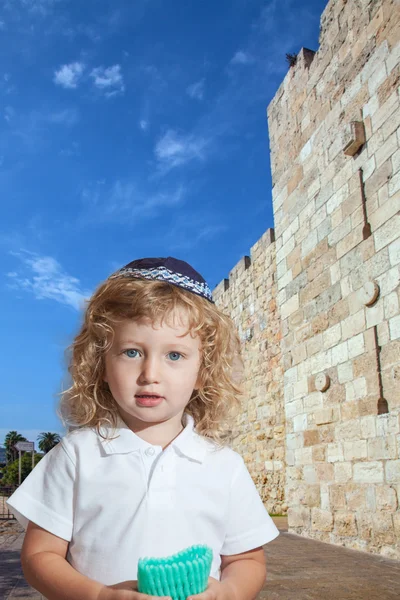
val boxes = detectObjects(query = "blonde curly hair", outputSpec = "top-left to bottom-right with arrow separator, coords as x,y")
59,276 -> 244,446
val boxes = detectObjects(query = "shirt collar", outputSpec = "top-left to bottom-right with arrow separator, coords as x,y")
99,413 -> 209,463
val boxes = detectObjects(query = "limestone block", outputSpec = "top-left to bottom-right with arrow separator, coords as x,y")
338,358 -> 353,383
376,130 -> 399,169
281,293 -> 299,320
335,511 -> 358,536
316,462 -> 334,481
343,440 -> 368,461
330,261 -> 342,285
363,93 -> 379,119
377,266 -> 400,300
376,413 -> 400,436
327,442 -> 344,463
345,484 -> 367,511
375,485 -> 398,511
331,340 -> 349,365
311,508 -> 334,532
314,407 -> 337,426
393,511 -> 400,537
341,309 -> 366,342
293,413 -> 308,433
371,89 -> 398,133
286,432 -> 303,450
335,462 -> 353,483
345,377 -> 367,401
303,465 -> 318,485
385,459 -> 400,483
369,186 -> 400,231
372,512 -> 395,545
348,333 -> 365,358
329,484 -> 346,509
389,169 -> 400,196
327,184 -> 348,215
341,400 -> 360,420
328,217 -> 352,247
360,415 -> 377,439
336,223 -> 365,260
389,314 -> 400,340
374,212 -> 400,252
288,506 -> 310,528
356,512 -> 373,540
323,323 -> 342,348
305,484 -> 320,507
354,461 -> 384,483
335,423 -> 361,447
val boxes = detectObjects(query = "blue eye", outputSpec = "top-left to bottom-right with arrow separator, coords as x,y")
124,349 -> 139,358
168,352 -> 182,361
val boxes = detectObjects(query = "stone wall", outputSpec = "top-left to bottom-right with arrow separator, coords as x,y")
213,229 -> 286,515
214,0 -> 400,558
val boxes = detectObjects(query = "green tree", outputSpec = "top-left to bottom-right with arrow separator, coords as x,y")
38,432 -> 61,454
2,453 -> 42,485
4,431 -> 27,464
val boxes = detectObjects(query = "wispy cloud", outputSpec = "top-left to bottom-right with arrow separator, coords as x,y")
90,64 -> 125,97
186,78 -> 205,100
230,50 -> 254,65
47,108 -> 79,126
7,250 -> 90,310
5,0 -> 62,17
54,62 -> 85,89
139,119 -> 148,131
80,179 -> 186,224
164,214 -> 228,251
154,130 -> 209,174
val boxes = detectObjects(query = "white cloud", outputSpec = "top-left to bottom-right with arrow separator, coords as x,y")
7,250 -> 90,311
54,62 -> 85,89
155,129 -> 209,173
139,119 -> 148,131
90,64 -> 125,97
186,78 -> 205,100
80,179 -> 186,224
230,50 -> 254,65
47,108 -> 78,126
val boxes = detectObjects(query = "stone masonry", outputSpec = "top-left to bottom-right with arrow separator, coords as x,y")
214,0 -> 400,559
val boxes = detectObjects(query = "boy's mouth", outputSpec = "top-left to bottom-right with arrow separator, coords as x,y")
135,394 -> 164,407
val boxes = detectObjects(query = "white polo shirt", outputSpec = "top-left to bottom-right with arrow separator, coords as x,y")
7,413 -> 279,586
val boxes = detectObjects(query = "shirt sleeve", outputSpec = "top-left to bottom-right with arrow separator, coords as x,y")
220,455 -> 279,555
6,440 -> 75,541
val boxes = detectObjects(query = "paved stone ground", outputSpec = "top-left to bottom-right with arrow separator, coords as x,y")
1,517 -> 399,599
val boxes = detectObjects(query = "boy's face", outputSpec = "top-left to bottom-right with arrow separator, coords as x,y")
103,307 -> 202,433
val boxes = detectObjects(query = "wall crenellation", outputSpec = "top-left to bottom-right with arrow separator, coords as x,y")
213,0 -> 400,558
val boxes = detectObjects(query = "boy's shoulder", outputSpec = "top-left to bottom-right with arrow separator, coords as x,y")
60,425 -> 107,456
193,432 -> 245,469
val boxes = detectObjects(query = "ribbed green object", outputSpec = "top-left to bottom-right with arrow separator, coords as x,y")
137,545 -> 213,600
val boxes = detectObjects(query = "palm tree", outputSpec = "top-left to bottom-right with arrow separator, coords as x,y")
4,431 -> 27,464
38,432 -> 61,454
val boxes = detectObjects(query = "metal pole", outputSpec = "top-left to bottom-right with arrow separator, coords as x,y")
18,450 -> 21,486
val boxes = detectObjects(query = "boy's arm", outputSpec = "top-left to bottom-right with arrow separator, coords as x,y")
21,521 -> 106,600
21,522 -> 161,600
219,547 -> 267,600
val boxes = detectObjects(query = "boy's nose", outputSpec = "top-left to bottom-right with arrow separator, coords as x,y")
139,357 -> 161,384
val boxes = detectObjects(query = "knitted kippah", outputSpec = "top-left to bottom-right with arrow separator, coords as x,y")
137,545 -> 213,600
109,257 -> 214,304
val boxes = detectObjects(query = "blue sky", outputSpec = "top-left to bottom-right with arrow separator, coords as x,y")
0,0 -> 327,447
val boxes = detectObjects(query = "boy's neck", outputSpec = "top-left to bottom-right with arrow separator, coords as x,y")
118,409 -> 185,450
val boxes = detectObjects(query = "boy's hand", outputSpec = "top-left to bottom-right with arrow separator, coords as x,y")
187,577 -> 232,600
99,580 -> 171,600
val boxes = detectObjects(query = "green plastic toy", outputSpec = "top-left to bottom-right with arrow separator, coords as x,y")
137,544 -> 213,600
